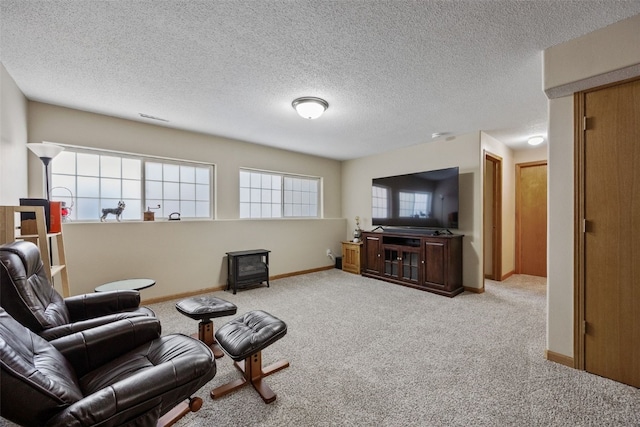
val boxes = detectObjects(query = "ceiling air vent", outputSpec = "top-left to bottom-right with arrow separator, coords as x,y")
139,113 -> 169,122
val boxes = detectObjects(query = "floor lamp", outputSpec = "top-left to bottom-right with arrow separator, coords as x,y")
27,142 -> 65,200
26,142 -> 65,267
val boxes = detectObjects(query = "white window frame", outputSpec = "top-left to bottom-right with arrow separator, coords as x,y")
239,168 -> 321,219
50,146 -> 214,221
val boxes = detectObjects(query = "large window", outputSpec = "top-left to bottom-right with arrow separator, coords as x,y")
239,169 -> 320,219
50,148 -> 212,221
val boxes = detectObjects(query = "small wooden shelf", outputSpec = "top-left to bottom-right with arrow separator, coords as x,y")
341,241 -> 363,274
0,205 -> 70,297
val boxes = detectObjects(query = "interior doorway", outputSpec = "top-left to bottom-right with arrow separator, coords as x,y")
515,161 -> 547,277
483,152 -> 502,281
575,77 -> 640,388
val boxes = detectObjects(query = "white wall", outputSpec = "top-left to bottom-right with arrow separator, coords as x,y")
27,102 -> 346,298
514,146 -> 547,164
547,96 -> 575,357
342,132 -> 483,290
544,14 -> 640,98
544,14 -> 640,358
0,63 -> 28,205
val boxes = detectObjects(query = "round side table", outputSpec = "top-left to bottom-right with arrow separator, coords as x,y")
95,278 -> 155,292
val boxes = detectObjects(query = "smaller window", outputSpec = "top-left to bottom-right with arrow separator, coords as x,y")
239,169 -> 320,219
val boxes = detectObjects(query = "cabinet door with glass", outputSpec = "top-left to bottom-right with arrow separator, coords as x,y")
383,246 -> 401,279
383,246 -> 420,284
400,248 -> 421,284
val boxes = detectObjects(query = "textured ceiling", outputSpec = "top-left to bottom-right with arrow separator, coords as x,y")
2,1 -> 640,160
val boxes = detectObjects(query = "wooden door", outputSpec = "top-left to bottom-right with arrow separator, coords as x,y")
484,153 -> 502,280
578,78 -> 640,387
516,161 -> 547,277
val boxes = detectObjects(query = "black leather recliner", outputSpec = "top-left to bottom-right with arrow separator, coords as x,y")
0,307 -> 216,426
0,241 -> 155,340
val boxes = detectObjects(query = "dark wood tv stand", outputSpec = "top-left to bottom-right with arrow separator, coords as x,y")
361,230 -> 463,297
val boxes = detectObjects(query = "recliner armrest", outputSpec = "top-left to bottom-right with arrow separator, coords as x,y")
51,317 -> 162,377
65,290 -> 141,321
39,311 -> 154,341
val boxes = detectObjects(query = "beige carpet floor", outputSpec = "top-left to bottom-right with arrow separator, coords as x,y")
153,270 -> 638,426
2,270 -> 638,426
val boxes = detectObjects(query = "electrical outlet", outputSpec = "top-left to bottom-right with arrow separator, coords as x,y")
326,249 -> 332,257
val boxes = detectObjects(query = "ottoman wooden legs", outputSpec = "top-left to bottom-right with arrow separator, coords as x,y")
210,310 -> 289,404
157,397 -> 203,427
210,350 -> 289,403
198,319 -> 224,359
175,296 -> 238,360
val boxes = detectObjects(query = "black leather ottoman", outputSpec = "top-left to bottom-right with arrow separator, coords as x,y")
211,310 -> 289,404
175,296 -> 237,359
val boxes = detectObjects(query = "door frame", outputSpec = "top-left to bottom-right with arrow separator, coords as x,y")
483,151 -> 502,281
515,160 -> 548,275
574,89 -> 586,370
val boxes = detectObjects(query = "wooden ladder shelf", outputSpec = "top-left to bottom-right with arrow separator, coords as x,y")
0,205 -> 70,297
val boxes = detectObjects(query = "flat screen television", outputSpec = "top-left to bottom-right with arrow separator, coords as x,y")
372,167 -> 459,229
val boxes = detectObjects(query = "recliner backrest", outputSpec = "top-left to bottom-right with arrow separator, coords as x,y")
0,308 -> 82,426
0,241 -> 71,333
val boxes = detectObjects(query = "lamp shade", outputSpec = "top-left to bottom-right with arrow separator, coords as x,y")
27,142 -> 65,160
27,142 -> 64,201
292,97 -> 328,119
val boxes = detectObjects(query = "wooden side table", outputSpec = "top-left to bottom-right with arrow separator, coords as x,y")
341,241 -> 363,274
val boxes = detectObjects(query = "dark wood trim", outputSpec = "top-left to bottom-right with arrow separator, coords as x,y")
574,91 -> 586,371
157,397 -> 203,427
483,151 -> 502,282
271,265 -> 333,280
142,285 -> 226,305
545,350 -> 575,368
464,286 -> 484,294
501,270 -> 515,281
141,266 -> 334,304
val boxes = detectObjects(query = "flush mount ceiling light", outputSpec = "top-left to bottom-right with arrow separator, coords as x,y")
528,136 -> 545,146
292,97 -> 328,119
